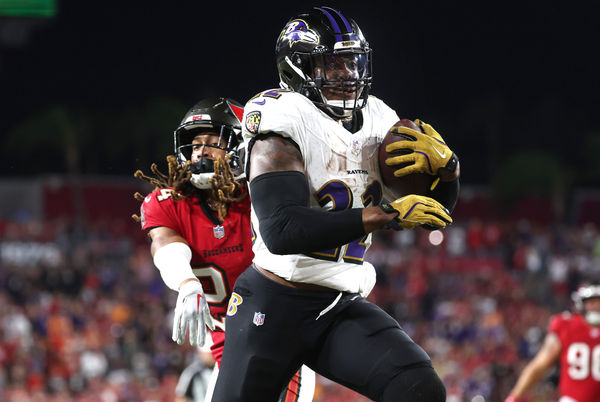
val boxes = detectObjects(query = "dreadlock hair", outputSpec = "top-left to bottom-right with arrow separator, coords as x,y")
131,155 -> 195,222
132,154 -> 247,223
208,154 -> 248,221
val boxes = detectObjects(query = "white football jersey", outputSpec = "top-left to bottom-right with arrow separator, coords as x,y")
243,89 -> 399,293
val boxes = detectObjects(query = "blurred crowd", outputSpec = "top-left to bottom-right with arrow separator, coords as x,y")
0,215 -> 599,402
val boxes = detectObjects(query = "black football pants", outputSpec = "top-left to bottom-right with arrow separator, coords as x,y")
212,265 -> 436,402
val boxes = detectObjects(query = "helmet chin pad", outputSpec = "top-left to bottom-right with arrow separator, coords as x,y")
190,172 -> 214,189
586,312 -> 600,326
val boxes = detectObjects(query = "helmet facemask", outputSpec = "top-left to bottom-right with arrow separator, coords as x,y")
175,124 -> 243,190
310,50 -> 371,118
279,48 -> 372,119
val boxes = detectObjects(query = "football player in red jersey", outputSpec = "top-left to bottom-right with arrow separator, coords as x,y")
133,97 -> 314,402
506,281 -> 600,402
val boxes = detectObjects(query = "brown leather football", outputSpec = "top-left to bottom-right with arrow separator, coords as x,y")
378,119 -> 435,199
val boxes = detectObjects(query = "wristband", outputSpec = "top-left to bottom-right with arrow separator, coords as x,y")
178,280 -> 203,298
153,242 -> 197,291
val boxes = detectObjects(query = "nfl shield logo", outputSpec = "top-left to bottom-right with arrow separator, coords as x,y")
213,225 -> 225,239
351,139 -> 362,155
253,312 -> 265,326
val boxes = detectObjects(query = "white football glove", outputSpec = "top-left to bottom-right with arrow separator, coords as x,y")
172,281 -> 215,346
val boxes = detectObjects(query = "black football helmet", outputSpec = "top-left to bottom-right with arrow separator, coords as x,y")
275,6 -> 372,119
174,97 -> 245,189
572,280 -> 600,325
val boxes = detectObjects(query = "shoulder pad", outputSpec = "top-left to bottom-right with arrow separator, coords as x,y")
549,311 -> 572,333
139,187 -> 179,231
242,89 -> 312,142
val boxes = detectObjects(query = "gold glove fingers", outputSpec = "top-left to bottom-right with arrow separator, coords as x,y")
386,194 -> 452,230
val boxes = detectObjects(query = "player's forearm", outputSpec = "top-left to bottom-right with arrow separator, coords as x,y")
362,206 -> 398,233
251,171 -> 369,254
509,363 -> 547,397
152,242 -> 198,291
509,334 -> 561,399
149,228 -> 198,290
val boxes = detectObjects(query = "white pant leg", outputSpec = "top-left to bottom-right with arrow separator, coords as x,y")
203,365 -> 219,402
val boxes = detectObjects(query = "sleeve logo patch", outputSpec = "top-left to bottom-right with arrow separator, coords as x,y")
245,111 -> 262,134
227,292 -> 243,316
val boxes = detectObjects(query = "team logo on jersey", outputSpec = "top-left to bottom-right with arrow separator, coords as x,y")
278,19 -> 319,47
245,111 -> 262,134
213,225 -> 225,239
253,312 -> 265,326
227,292 -> 243,316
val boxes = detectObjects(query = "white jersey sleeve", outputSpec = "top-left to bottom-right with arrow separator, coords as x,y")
242,89 -> 314,162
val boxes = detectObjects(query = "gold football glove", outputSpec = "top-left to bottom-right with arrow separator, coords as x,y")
380,194 -> 452,230
385,120 -> 458,178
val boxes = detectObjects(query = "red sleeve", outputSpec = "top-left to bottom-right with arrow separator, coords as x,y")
548,311 -> 571,336
139,188 -> 181,233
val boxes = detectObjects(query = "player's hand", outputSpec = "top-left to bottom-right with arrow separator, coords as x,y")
172,280 -> 215,346
385,120 -> 457,178
380,194 -> 452,230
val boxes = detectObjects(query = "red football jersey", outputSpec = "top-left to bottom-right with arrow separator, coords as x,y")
549,312 -> 600,402
140,188 -> 254,363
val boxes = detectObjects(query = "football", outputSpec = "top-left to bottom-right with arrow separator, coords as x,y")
378,119 -> 435,199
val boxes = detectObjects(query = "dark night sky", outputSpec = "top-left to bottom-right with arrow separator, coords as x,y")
1,1 -> 599,185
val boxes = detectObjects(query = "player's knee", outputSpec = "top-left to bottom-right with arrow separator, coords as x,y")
381,365 -> 446,402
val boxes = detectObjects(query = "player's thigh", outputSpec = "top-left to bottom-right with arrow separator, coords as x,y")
212,269 -> 304,402
212,301 -> 301,401
307,298 -> 431,400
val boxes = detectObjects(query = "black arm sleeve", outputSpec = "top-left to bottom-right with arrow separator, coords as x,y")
249,171 -> 366,255
429,178 -> 460,213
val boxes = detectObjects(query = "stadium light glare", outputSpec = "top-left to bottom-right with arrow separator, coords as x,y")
428,230 -> 444,246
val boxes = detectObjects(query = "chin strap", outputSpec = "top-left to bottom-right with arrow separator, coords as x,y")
586,312 -> 600,325
319,95 -> 366,119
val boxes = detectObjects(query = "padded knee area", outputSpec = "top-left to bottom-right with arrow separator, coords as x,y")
381,365 -> 446,402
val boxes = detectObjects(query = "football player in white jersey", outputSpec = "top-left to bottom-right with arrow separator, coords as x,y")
212,7 -> 460,402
